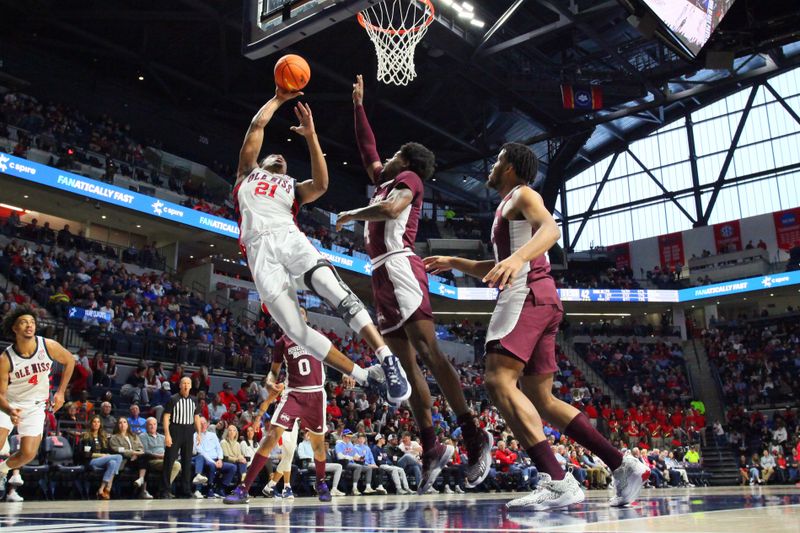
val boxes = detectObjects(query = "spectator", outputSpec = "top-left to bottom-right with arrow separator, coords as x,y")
78,415 -> 124,500
220,425 -> 248,483
110,417 -> 150,499
335,429 -> 371,495
354,433 -> 386,494
128,404 -> 147,435
98,401 -> 117,434
121,366 -> 149,405
140,416 -> 181,496
192,417 -> 236,498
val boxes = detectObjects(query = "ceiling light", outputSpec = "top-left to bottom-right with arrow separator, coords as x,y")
457,10 -> 474,19
23,195 -> 29,199
136,224 -> 141,228
210,244 -> 215,247
469,19 -> 485,28
287,138 -> 292,142
0,203 -> 24,211
440,0 -> 453,5
138,75 -> 144,81
190,255 -> 194,259
101,215 -> 106,219
461,2 -> 474,11
343,161 -> 348,165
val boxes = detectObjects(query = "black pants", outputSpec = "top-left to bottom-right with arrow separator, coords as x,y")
163,424 -> 194,496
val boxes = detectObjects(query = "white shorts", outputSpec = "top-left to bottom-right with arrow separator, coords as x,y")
0,401 -> 46,437
244,226 -> 322,303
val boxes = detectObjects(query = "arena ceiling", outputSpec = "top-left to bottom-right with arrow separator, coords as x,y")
2,0 -> 800,213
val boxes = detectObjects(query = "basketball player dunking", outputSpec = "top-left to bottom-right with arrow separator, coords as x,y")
225,308 -> 338,504
335,75 -> 492,493
0,307 -> 76,487
233,86 -> 410,405
424,144 -> 649,510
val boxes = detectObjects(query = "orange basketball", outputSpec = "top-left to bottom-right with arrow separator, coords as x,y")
274,54 -> 311,92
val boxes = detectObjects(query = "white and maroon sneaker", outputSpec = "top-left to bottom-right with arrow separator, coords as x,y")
609,455 -> 650,507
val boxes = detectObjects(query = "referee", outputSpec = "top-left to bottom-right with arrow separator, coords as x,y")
161,376 -> 202,498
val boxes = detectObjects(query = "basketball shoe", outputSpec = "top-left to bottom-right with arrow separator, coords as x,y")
609,455 -> 650,507
316,481 -> 332,502
223,485 -> 251,505
417,443 -> 454,495
380,356 -> 411,406
464,429 -> 493,489
506,472 -> 585,511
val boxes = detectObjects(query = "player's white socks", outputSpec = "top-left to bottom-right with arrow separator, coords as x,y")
375,345 -> 392,362
268,480 -> 278,489
350,365 -> 369,385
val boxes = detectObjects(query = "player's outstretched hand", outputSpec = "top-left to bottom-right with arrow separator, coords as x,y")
9,408 -> 21,426
275,86 -> 304,104
52,391 -> 66,413
353,74 -> 364,106
482,254 -> 523,290
290,102 -> 316,138
335,211 -> 355,231
341,375 -> 356,389
423,255 -> 453,274
267,382 -> 285,402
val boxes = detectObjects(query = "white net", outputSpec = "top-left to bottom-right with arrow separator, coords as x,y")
358,0 -> 435,86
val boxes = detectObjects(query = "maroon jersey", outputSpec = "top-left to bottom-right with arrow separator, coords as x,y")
491,185 -> 561,308
364,171 -> 423,260
273,335 -> 325,391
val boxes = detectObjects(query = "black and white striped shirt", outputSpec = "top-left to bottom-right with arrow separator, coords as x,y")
163,394 -> 199,425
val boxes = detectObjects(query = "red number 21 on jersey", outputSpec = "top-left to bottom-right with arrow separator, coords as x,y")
254,182 -> 278,198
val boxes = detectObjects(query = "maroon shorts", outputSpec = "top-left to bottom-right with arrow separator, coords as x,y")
371,253 -> 433,337
271,390 -> 326,434
486,292 -> 562,376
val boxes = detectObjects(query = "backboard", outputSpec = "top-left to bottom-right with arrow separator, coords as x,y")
243,0 -> 377,59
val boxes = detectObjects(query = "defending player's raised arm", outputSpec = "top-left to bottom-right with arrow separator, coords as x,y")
335,187 -> 413,231
482,187 -> 560,290
237,87 -> 303,184
294,103 -> 330,206
353,75 -> 383,183
45,338 -> 75,413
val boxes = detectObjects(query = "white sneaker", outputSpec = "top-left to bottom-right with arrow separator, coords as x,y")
133,477 -> 145,488
455,486 -> 465,494
140,490 -> 153,499
8,474 -> 23,487
363,486 -> 376,494
609,455 -> 650,507
376,485 -> 387,495
426,486 -> 439,494
6,490 -> 24,502
444,485 -> 454,494
192,490 -> 205,499
352,487 -> 362,496
192,474 -> 209,485
506,473 -> 585,511
330,488 -> 346,497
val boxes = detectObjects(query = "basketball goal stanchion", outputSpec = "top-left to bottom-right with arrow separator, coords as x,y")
357,0 -> 435,86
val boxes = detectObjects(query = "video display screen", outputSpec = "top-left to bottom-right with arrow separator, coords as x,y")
642,0 -> 737,56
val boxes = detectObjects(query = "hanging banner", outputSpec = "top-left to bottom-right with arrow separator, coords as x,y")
658,232 -> 685,269
713,219 -> 742,253
606,243 -> 631,269
773,207 -> 800,250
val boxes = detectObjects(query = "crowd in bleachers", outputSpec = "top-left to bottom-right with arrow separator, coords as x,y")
700,314 -> 800,486
553,266 -> 640,290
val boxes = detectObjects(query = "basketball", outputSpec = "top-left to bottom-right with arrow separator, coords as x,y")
274,54 -> 311,92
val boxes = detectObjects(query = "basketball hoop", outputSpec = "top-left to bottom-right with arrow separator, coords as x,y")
358,0 -> 435,86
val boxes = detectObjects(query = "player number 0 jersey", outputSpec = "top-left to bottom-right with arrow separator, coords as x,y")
4,336 -> 54,404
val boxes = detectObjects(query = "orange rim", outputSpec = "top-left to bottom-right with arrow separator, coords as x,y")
357,0 -> 435,36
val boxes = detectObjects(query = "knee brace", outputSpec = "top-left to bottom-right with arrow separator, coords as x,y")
304,260 -> 372,332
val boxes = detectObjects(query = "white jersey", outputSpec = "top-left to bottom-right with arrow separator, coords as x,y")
234,168 -> 299,245
4,336 -> 54,404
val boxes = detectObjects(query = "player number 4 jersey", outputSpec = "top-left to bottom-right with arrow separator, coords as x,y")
234,169 -> 299,244
4,336 -> 54,404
